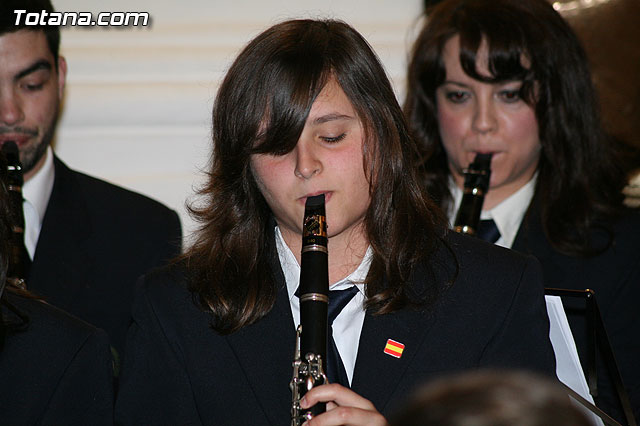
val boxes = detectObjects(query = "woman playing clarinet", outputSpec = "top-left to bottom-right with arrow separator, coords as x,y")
404,0 -> 640,421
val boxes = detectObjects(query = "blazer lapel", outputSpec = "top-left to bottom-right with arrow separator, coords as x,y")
512,201 -> 567,286
224,269 -> 296,425
352,302 -> 436,414
29,156 -> 93,307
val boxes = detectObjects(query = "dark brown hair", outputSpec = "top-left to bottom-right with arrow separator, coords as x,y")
390,370 -> 592,426
0,0 -> 60,66
405,0 -> 627,255
185,19 -> 449,334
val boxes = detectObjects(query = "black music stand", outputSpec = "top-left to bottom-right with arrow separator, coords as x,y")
545,288 -> 637,426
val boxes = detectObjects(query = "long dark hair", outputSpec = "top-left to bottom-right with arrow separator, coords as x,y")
185,19 -> 449,334
404,0 -> 627,256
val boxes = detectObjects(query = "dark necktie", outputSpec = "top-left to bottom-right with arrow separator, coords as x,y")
476,219 -> 501,243
326,286 -> 359,387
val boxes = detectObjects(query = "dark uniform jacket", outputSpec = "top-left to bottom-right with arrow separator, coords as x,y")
115,231 -> 555,425
28,156 -> 182,360
0,293 -> 113,425
513,200 -> 640,422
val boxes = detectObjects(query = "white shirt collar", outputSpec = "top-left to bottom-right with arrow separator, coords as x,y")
22,146 -> 55,257
449,173 -> 537,248
274,225 -> 371,302
275,225 -> 370,385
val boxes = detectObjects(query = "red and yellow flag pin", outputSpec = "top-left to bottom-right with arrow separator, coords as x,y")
383,339 -> 405,358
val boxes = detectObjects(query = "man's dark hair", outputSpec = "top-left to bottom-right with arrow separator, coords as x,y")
0,0 -> 60,65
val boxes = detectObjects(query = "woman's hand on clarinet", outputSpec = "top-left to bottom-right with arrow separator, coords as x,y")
300,383 -> 389,426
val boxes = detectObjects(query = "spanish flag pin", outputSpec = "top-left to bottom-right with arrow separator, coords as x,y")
384,339 -> 405,358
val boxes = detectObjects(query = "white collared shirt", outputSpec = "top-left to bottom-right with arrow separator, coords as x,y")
275,226 -> 371,385
22,146 -> 55,259
448,174 -> 537,249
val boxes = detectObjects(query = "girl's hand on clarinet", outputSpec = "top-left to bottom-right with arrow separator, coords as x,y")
300,383 -> 388,426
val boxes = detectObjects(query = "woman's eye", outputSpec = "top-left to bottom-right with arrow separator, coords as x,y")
445,91 -> 469,103
498,89 -> 521,103
320,133 -> 346,143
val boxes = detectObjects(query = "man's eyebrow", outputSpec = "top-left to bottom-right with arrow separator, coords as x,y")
312,113 -> 355,125
15,60 -> 52,81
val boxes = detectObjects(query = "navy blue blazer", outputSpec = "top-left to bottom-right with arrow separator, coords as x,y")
115,231 -> 555,425
0,292 -> 113,425
28,156 -> 182,361
513,202 -> 640,422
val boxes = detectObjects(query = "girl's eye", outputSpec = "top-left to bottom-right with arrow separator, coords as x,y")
320,133 -> 346,143
445,91 -> 469,103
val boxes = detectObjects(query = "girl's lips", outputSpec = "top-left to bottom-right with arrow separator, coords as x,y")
299,191 -> 332,205
472,150 -> 498,157
467,150 -> 500,165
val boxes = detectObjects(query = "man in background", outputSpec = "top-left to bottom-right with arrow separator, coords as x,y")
0,0 -> 182,367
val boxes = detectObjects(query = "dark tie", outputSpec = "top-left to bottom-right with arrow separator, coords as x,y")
476,219 -> 501,243
326,286 -> 359,387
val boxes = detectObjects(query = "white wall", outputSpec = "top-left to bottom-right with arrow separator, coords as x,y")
51,0 -> 424,243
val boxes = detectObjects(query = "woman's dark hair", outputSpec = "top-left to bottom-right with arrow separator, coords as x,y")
404,0 -> 627,255
185,19 -> 449,334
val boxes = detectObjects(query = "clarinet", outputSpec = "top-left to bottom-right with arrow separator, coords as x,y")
1,141 -> 29,289
453,153 -> 492,236
290,194 -> 329,426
